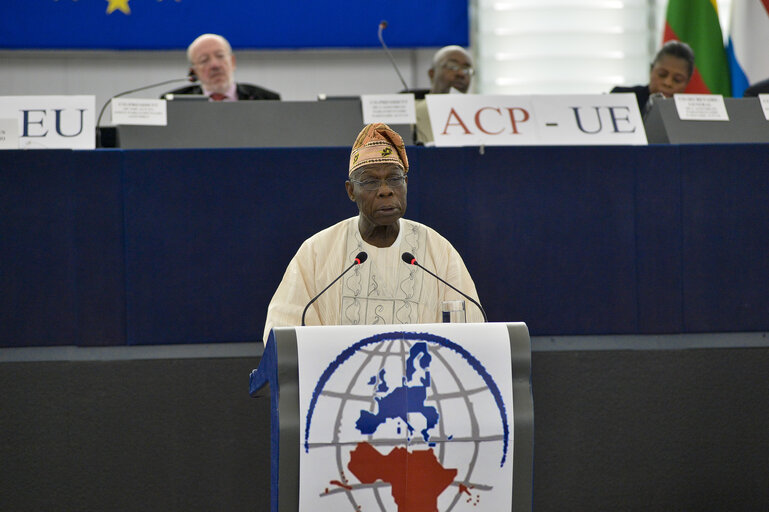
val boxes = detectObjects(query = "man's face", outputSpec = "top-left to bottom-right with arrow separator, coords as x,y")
429,50 -> 473,94
345,164 -> 408,227
190,37 -> 236,94
649,55 -> 690,97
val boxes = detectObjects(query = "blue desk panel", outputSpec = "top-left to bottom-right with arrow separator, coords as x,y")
2,144 -> 768,347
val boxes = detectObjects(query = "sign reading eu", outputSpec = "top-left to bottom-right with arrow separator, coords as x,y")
296,323 -> 516,512
426,93 -> 647,147
0,96 -> 95,150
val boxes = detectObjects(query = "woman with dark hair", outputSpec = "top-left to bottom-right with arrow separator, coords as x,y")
611,40 -> 695,112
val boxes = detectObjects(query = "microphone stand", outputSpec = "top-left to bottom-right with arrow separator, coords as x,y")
301,252 -> 368,326
97,78 -> 193,128
403,253 -> 488,322
377,21 -> 409,92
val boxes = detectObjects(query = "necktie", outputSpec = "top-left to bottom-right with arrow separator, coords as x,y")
209,93 -> 228,101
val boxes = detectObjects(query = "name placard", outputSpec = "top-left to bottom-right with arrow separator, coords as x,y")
759,94 -> 769,121
425,93 -> 647,147
0,96 -> 95,150
0,118 -> 19,149
111,98 -> 167,126
674,94 -> 729,121
361,94 -> 416,125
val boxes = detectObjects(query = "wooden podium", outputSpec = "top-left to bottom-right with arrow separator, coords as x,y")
250,323 -> 533,512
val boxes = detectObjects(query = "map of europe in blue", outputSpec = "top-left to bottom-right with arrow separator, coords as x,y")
355,342 -> 439,442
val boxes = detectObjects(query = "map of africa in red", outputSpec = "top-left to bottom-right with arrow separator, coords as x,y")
347,441 -> 457,512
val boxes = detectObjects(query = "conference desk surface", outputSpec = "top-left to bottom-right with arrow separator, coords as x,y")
114,99 -> 414,148
2,143 -> 769,348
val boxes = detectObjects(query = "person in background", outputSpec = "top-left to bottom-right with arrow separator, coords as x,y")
262,123 -> 483,342
611,40 -> 694,113
415,45 -> 474,144
163,33 -> 280,101
743,77 -> 769,97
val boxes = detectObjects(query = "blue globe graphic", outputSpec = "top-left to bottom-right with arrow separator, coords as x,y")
303,331 -> 510,512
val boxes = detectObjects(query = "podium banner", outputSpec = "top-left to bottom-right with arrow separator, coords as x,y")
250,322 -> 533,512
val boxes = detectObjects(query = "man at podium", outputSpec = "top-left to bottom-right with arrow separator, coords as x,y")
262,123 -> 483,341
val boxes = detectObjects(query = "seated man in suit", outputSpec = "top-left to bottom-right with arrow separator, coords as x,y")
262,123 -> 483,341
163,33 -> 280,101
415,45 -> 474,144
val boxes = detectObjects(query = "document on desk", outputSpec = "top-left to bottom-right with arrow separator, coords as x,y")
673,94 -> 729,121
361,94 -> 416,125
112,98 -> 167,126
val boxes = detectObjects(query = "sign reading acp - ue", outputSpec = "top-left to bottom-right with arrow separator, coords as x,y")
426,93 -> 647,146
297,323 -> 514,512
0,96 -> 95,150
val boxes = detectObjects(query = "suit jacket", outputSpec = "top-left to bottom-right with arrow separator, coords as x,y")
611,85 -> 650,112
744,78 -> 769,97
162,82 -> 280,100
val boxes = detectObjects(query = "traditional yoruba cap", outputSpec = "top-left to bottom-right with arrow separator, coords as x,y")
349,123 -> 409,176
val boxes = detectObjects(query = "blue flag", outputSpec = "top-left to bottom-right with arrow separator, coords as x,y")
0,0 -> 469,50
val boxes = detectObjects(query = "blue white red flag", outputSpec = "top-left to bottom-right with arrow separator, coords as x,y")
726,0 -> 769,96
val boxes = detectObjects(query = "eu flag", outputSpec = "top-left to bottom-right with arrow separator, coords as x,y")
0,1 -> 469,50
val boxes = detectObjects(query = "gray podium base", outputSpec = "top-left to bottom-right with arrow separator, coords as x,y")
2,333 -> 768,511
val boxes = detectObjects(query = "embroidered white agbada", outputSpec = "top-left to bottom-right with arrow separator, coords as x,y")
262,216 -> 483,341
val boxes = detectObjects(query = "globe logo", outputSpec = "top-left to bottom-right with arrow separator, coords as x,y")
301,330 -> 512,512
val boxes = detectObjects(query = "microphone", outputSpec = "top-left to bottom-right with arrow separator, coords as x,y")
96,74 -> 198,129
643,91 -> 665,119
301,252 -> 368,326
401,252 -> 488,322
377,20 -> 409,92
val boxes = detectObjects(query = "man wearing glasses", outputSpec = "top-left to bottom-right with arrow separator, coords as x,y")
262,123 -> 482,340
416,45 -> 474,144
163,33 -> 280,101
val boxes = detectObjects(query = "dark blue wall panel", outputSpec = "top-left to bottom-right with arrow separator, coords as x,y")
0,150 -> 125,346
2,144 -> 769,347
681,144 -> 769,332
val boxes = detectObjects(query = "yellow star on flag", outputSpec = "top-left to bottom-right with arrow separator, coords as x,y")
106,0 -> 131,15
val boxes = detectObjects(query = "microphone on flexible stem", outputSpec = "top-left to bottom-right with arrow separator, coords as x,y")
96,74 -> 198,129
377,20 -> 410,92
401,252 -> 488,322
301,252 -> 368,326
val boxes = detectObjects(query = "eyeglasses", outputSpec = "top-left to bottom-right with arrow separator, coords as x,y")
350,175 -> 406,191
192,52 -> 231,68
442,63 -> 474,76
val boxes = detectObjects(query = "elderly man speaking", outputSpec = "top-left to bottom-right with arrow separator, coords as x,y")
262,123 -> 483,341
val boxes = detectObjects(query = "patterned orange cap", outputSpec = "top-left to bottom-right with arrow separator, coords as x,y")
349,123 -> 409,176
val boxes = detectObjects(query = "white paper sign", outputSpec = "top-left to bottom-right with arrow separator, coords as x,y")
426,93 -> 647,147
673,94 -> 729,121
361,94 -> 416,124
111,98 -> 168,126
296,323 -> 515,512
0,118 -> 19,149
758,94 -> 769,121
0,96 -> 95,149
